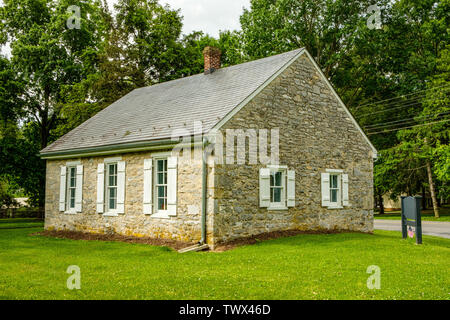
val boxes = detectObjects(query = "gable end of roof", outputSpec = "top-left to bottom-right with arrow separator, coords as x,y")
211,49 -> 378,159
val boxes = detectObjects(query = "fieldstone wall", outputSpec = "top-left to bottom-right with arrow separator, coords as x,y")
45,149 -> 215,243
212,53 -> 375,244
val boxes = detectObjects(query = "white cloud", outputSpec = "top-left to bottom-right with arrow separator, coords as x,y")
163,0 -> 250,37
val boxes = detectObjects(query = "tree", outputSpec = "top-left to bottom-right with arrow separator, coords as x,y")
0,0 -> 108,149
55,0 -> 193,136
114,0 -> 184,85
0,177 -> 18,209
0,56 -> 24,124
0,0 -> 109,207
240,0 -> 393,80
396,44 -> 450,218
422,44 -> 450,201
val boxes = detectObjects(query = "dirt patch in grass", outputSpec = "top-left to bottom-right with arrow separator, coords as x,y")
34,230 -> 195,251
213,229 -> 358,252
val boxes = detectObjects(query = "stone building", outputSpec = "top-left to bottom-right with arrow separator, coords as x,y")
40,47 -> 377,249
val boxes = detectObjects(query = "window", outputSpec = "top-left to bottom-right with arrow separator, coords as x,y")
106,163 -> 118,211
67,167 -> 77,210
97,159 -> 125,215
321,170 -> 349,208
270,171 -> 285,204
143,156 -> 178,218
155,159 -> 168,212
260,166 -> 295,210
60,164 -> 83,213
329,174 -> 340,204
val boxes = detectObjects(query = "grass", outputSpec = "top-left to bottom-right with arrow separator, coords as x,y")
0,220 -> 449,300
375,206 -> 450,222
0,218 -> 44,229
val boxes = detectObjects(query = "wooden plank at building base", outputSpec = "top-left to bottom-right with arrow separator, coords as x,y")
178,244 -> 209,253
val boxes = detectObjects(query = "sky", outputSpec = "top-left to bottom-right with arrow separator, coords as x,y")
1,0 -> 251,57
157,0 -> 250,37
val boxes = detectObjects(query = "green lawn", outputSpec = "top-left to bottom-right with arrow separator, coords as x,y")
0,221 -> 449,300
0,218 -> 44,229
375,206 -> 450,222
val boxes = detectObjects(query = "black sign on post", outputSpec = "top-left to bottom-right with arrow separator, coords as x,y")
401,196 -> 422,244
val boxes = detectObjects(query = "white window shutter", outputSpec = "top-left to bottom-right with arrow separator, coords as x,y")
321,172 -> 330,207
143,159 -> 153,215
259,168 -> 270,208
287,170 -> 296,207
117,161 -> 126,214
96,163 -> 105,213
342,174 -> 349,206
167,156 -> 178,216
59,166 -> 67,212
75,165 -> 83,212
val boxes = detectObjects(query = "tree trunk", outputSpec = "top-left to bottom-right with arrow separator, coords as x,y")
426,161 -> 440,218
39,109 -> 49,149
40,88 -> 51,149
378,193 -> 385,215
421,187 -> 426,210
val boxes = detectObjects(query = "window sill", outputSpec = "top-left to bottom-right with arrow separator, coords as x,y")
103,212 -> 119,217
64,211 -> 77,215
150,212 -> 171,219
327,206 -> 343,210
268,206 -> 288,211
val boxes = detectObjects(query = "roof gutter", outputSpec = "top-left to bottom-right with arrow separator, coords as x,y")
39,138 -> 203,160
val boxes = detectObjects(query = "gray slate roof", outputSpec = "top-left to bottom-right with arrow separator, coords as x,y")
41,48 -> 304,155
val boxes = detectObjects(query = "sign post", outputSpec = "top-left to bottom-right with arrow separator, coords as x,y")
401,196 -> 422,244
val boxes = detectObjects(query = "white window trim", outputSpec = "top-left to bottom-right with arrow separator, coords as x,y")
143,159 -> 153,215
150,152 -> 172,219
326,169 -> 344,173
268,165 -> 288,169
329,173 -> 341,207
104,157 -> 122,163
150,211 -> 171,219
268,167 -> 288,211
104,162 -> 119,216
103,212 -> 119,217
65,166 -> 78,214
66,160 -> 81,166
324,169 -> 346,209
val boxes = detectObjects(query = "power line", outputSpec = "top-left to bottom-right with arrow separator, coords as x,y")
356,83 -> 450,109
365,116 -> 450,132
358,95 -> 422,111
367,119 -> 450,135
364,111 -> 450,130
356,101 -> 423,119
354,85 -> 450,119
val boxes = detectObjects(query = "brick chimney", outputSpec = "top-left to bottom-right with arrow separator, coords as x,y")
203,46 -> 221,74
